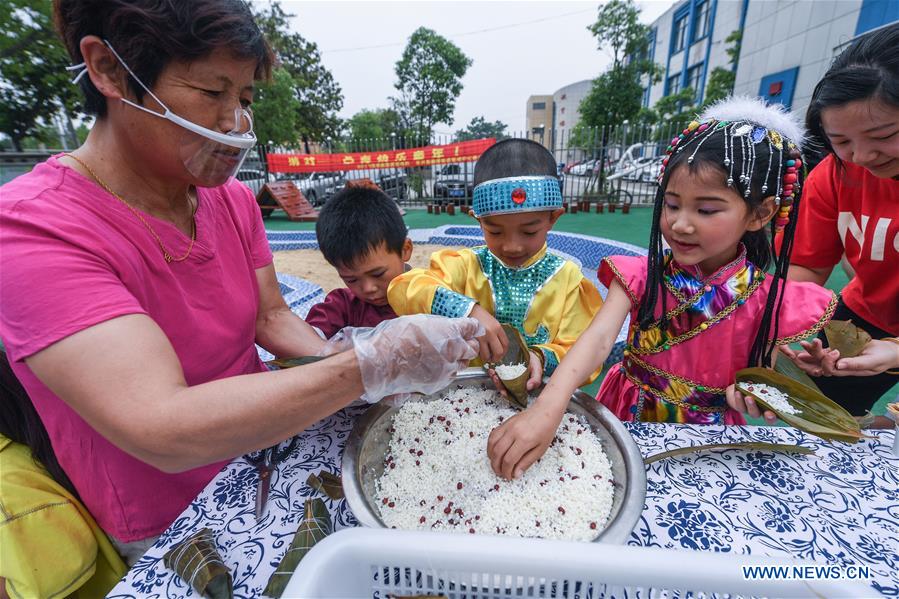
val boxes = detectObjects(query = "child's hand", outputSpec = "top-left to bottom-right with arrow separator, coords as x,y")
487,350 -> 544,398
470,305 -> 508,364
779,340 -> 840,377
725,384 -> 777,424
487,400 -> 564,480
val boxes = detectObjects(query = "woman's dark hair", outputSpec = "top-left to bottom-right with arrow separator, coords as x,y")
53,0 -> 274,117
806,22 -> 899,158
638,126 -> 805,368
0,350 -> 78,497
316,186 -> 407,268
474,138 -> 559,185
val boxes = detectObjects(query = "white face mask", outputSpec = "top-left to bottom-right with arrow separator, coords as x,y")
67,40 -> 257,186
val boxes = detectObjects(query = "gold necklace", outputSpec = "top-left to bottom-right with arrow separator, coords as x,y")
64,153 -> 196,263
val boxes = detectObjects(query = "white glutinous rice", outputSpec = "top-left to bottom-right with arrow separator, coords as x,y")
494,362 -> 527,380
375,386 -> 615,541
742,382 -> 800,414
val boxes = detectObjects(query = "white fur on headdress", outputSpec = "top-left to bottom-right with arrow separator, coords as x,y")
699,95 -> 805,149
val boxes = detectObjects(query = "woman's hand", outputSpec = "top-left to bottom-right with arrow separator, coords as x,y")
725,384 -> 777,424
781,338 -> 899,377
487,399 -> 564,480
488,349 -> 544,398
470,305 -> 508,364
346,314 -> 483,402
831,338 -> 899,376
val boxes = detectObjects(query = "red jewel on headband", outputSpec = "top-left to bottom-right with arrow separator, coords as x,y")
511,188 -> 527,204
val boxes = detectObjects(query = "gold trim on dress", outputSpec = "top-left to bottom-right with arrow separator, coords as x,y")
774,291 -> 838,346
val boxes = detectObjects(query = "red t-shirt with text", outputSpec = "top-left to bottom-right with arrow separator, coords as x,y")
790,155 -> 899,334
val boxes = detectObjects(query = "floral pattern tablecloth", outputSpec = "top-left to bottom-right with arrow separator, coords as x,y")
109,408 -> 898,598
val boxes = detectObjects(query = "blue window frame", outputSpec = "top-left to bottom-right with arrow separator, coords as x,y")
758,67 -> 800,110
686,63 -> 704,98
692,0 -> 711,41
667,73 -> 683,96
672,14 -> 688,53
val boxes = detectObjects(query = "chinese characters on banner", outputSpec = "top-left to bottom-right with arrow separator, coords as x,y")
266,138 -> 496,173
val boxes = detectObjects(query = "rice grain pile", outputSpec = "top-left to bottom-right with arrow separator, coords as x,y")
375,386 -> 614,541
741,382 -> 800,415
494,362 -> 527,380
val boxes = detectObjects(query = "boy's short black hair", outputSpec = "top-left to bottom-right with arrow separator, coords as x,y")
316,187 -> 407,268
473,138 -> 559,186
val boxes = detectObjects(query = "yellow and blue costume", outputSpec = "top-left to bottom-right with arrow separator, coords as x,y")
388,244 -> 603,378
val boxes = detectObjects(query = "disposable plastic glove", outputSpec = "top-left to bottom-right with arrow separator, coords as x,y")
319,314 -> 483,403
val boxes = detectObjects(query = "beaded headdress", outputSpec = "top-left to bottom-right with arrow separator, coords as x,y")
471,175 -> 563,218
658,96 -> 806,233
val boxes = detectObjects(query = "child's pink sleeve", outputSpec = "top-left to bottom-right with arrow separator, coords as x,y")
771,281 -> 838,345
597,255 -> 647,308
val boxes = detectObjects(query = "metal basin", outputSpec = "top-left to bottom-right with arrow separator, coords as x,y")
342,369 -> 646,544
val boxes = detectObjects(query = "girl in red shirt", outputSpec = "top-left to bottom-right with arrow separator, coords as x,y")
732,24 -> 899,419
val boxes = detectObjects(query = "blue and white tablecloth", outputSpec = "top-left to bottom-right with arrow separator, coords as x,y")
109,409 -> 898,598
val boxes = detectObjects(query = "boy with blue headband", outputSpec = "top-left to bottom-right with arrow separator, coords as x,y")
388,139 -> 603,392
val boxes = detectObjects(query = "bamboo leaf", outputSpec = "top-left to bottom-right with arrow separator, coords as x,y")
265,355 -> 327,370
163,528 -> 233,599
735,368 -> 866,443
824,320 -> 872,359
264,498 -> 332,598
496,324 -> 531,409
644,442 -> 814,465
774,352 -> 822,393
307,470 -> 344,500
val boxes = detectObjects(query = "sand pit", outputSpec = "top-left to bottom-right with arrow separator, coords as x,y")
272,244 -> 464,294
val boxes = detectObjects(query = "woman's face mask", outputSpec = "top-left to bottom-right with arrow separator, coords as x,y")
69,40 -> 257,187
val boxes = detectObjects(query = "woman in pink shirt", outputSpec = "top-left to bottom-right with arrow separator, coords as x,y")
0,0 -> 479,561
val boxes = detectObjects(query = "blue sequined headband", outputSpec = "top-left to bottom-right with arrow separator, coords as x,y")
471,175 -> 563,217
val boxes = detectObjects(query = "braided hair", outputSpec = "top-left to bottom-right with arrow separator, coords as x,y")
637,100 -> 805,369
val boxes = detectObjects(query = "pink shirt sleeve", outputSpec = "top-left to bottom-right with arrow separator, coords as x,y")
0,202 -> 146,363
598,255 -> 647,308
771,280 -> 838,345
234,180 -> 273,269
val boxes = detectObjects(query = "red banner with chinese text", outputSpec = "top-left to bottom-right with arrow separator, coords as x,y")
267,138 -> 496,173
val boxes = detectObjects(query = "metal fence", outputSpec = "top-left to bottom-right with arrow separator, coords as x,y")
249,122 -> 690,209
1,122 -> 691,209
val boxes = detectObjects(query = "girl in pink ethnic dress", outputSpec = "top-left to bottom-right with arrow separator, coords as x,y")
487,97 -> 837,480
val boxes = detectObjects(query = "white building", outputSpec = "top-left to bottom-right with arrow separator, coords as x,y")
551,79 -> 592,140
645,0 -> 898,113
643,0 -> 745,108
734,0 -> 897,114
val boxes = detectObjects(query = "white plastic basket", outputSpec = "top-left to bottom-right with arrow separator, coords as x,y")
283,528 -> 870,598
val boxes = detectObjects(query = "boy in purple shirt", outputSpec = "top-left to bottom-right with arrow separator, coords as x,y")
306,186 -> 412,338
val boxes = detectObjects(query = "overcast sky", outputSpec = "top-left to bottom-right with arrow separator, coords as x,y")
269,1 -> 675,135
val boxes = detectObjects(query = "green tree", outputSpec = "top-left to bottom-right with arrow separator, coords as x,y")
252,2 -> 344,149
701,30 -> 741,108
391,27 -> 472,144
577,0 -> 660,134
0,0 -> 83,150
455,116 -> 507,141
252,68 -> 303,147
346,108 -> 401,147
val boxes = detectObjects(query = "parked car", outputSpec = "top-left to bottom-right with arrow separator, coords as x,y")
376,169 -> 409,202
235,168 -> 273,195
433,163 -> 474,203
277,171 -> 346,206
570,159 -> 597,177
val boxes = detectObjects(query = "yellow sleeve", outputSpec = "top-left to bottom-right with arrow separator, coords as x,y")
1,495 -> 99,599
530,266 -> 604,382
388,248 -> 483,317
